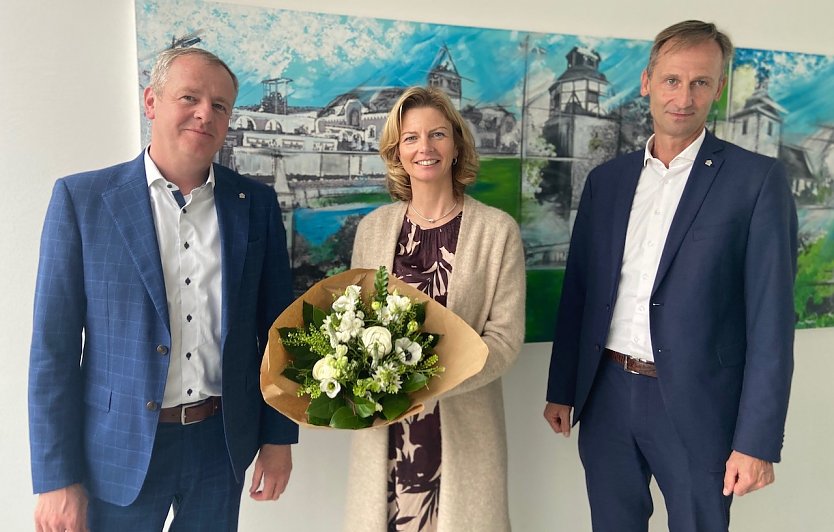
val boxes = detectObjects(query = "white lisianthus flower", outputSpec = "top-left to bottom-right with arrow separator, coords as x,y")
320,378 -> 341,398
386,291 -> 412,317
335,309 -> 364,344
376,306 -> 394,326
332,285 -> 361,313
312,355 -> 337,381
361,326 -> 393,362
334,344 -> 348,359
394,337 -> 423,366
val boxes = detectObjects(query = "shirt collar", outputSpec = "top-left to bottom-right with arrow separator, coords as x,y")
143,146 -> 216,191
643,128 -> 707,167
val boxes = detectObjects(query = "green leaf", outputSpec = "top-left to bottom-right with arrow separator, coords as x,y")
302,301 -> 329,328
330,406 -> 373,429
381,393 -> 411,420
307,414 -> 331,427
414,302 -> 427,324
350,394 -> 377,418
280,343 -> 319,369
306,394 -> 344,421
311,306 -> 328,328
281,366 -> 306,384
402,373 -> 429,393
374,266 -> 389,304
302,301 -> 315,326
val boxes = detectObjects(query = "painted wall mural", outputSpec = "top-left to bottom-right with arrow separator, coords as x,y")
136,0 -> 834,341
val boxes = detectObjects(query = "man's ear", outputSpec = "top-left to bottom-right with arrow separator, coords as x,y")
640,69 -> 650,97
143,86 -> 157,120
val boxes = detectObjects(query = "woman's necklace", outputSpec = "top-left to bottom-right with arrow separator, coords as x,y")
409,200 -> 458,224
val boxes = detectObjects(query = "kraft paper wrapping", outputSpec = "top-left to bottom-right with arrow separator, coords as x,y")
260,268 -> 489,429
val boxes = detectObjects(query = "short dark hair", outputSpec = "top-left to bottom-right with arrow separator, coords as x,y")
647,20 -> 734,80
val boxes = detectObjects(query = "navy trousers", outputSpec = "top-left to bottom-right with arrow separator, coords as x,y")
88,414 -> 243,532
578,359 -> 732,532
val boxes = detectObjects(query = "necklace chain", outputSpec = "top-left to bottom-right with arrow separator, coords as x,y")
409,200 -> 458,224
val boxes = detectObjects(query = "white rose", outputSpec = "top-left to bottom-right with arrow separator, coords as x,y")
312,356 -> 336,381
320,378 -> 341,399
361,326 -> 393,361
394,337 -> 423,366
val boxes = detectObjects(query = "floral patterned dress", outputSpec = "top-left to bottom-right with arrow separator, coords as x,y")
387,212 -> 462,532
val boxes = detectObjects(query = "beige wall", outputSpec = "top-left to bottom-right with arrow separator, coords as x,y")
3,1 -> 831,530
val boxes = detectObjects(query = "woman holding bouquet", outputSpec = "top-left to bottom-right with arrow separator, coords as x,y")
345,86 -> 525,532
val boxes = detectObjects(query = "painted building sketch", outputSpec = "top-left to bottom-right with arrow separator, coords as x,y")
136,0 -> 834,341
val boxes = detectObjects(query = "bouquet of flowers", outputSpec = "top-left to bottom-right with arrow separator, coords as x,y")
260,267 -> 488,429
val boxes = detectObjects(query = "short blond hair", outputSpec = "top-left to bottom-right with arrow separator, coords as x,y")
379,86 -> 478,201
150,47 -> 238,97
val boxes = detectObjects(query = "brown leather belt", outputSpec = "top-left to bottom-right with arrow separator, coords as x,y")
159,396 -> 221,425
605,349 -> 657,378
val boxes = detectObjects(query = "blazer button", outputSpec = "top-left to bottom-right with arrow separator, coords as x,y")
146,401 -> 159,411
156,345 -> 168,355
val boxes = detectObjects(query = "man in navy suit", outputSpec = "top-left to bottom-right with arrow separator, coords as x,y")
29,48 -> 298,531
544,20 -> 797,531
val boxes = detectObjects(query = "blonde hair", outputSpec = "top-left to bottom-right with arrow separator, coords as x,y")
379,86 -> 478,201
150,47 -> 238,97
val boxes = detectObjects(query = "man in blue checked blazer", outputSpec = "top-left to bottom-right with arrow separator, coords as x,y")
29,48 -> 297,531
544,21 -> 797,531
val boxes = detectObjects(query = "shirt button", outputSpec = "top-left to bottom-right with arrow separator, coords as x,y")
146,401 -> 158,411
654,209 -> 661,215
185,278 -> 191,286
156,345 -> 168,355
641,273 -> 649,280
186,352 -> 192,360
182,208 -> 187,214
637,305 -> 645,312
186,314 -> 192,322
184,242 -> 190,249
187,389 -> 193,396
646,241 -> 655,248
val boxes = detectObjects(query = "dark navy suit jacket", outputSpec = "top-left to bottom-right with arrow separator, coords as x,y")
29,153 -> 298,505
547,131 -> 797,470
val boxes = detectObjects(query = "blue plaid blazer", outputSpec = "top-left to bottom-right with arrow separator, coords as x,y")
29,153 -> 298,506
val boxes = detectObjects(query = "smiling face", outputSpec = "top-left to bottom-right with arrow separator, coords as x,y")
397,106 -> 458,190
143,54 -> 236,180
641,38 -> 726,152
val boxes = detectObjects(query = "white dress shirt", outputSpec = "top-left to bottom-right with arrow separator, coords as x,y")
605,129 -> 706,362
144,149 -> 223,407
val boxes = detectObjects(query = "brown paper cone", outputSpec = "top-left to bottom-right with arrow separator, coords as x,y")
260,268 -> 488,429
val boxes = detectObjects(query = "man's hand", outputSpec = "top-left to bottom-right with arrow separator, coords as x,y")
34,483 -> 88,532
249,444 -> 292,501
544,402 -> 573,437
723,450 -> 775,496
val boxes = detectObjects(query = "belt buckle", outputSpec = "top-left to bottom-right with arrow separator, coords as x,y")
180,400 -> 206,425
623,356 -> 639,375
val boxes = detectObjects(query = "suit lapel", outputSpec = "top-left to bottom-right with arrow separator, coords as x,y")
652,132 -> 725,294
101,155 -> 170,329
214,166 -> 250,345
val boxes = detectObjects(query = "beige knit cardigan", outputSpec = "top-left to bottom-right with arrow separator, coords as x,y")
343,195 -> 526,532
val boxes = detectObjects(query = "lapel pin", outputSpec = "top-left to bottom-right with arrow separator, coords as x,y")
705,159 -> 713,167
239,192 -> 246,199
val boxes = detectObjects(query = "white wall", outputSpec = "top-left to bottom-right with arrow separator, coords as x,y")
3,1 -> 832,530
